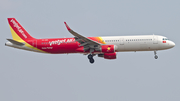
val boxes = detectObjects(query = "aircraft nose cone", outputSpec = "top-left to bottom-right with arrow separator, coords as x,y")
169,41 -> 175,48
172,42 -> 175,47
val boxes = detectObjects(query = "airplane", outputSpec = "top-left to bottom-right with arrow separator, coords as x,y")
5,18 -> 175,63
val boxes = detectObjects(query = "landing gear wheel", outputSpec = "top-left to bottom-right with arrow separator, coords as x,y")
154,51 -> 158,59
88,54 -> 95,64
88,54 -> 93,59
89,58 -> 95,64
154,55 -> 158,59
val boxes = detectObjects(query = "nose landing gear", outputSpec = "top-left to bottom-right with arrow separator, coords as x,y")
88,54 -> 95,64
154,51 -> 158,59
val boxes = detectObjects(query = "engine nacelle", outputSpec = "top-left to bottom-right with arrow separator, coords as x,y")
100,45 -> 116,53
76,45 -> 117,54
104,52 -> 117,59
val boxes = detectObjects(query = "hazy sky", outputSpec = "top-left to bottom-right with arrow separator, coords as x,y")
0,0 -> 179,101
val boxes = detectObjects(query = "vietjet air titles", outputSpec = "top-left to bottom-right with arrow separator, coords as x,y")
5,18 -> 175,63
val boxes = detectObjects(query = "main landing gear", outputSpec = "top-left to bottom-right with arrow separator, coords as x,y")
88,54 -> 95,64
154,51 -> 158,59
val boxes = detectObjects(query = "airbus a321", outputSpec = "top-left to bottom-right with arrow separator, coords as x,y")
5,18 -> 175,63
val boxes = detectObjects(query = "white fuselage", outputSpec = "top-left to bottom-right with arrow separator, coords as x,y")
101,35 -> 175,52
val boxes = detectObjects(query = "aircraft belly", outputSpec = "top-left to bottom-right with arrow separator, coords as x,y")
123,42 -> 158,51
140,44 -> 148,50
124,42 -> 140,51
118,45 -> 125,51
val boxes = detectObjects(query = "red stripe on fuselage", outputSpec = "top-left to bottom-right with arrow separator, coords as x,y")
35,38 -> 80,53
26,37 -> 105,54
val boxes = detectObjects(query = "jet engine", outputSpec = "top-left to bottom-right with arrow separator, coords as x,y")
98,52 -> 117,59
95,45 -> 117,53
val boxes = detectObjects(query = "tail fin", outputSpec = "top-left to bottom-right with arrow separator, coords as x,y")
7,18 -> 34,41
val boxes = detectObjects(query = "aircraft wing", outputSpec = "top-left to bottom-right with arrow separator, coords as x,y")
64,22 -> 101,47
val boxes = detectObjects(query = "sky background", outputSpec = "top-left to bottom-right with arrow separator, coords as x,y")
0,0 -> 179,101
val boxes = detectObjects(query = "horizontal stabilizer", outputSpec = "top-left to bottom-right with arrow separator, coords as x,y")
7,39 -> 25,46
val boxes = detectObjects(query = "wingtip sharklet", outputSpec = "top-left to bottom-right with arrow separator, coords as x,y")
64,22 -> 71,31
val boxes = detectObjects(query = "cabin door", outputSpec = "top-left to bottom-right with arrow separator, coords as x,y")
120,38 -> 124,45
153,36 -> 158,44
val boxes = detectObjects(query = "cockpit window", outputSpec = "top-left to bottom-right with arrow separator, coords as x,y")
163,38 -> 169,40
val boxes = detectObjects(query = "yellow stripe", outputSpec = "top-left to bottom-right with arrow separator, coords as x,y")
9,25 -> 22,41
9,25 -> 47,53
99,37 -> 106,44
